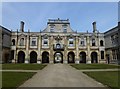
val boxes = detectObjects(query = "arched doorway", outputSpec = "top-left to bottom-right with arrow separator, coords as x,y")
18,51 -> 25,63
91,52 -> 98,63
54,52 -> 63,63
80,52 -> 86,63
30,51 -> 37,63
68,52 -> 75,63
42,51 -> 49,63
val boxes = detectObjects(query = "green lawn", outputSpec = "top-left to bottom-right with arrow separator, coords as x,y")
71,64 -> 119,70
2,72 -> 36,89
83,71 -> 119,89
2,64 -> 47,70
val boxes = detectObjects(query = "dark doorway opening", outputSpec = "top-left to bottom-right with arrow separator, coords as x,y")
91,52 -> 98,63
68,52 -> 75,63
30,51 -> 37,63
42,51 -> 49,63
80,52 -> 86,63
18,51 -> 25,63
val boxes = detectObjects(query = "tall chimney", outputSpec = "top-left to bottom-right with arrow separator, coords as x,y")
92,21 -> 97,33
20,21 -> 24,32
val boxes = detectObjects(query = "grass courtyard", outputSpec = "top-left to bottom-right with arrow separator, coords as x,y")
2,64 -> 47,89
2,64 -> 47,70
2,72 -> 36,89
71,64 -> 119,89
84,71 -> 119,89
71,64 -> 119,70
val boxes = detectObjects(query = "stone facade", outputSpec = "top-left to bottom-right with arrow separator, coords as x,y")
104,24 -> 119,64
0,26 -> 11,63
10,19 -> 106,64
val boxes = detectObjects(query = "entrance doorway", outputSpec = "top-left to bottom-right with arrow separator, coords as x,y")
54,52 -> 63,63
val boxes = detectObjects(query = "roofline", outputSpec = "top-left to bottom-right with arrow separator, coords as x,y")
0,25 -> 12,33
104,26 -> 118,34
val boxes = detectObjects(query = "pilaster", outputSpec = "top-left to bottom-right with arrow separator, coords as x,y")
86,36 -> 91,64
75,36 -> 79,64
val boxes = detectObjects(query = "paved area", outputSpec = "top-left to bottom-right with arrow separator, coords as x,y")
18,64 -> 108,88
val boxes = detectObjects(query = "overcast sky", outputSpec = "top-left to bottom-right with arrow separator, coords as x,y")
2,2 -> 118,32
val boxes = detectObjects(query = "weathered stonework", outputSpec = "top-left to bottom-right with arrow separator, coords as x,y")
10,19 -> 106,64
1,18 -> 119,64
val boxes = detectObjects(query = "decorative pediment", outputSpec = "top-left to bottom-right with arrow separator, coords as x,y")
79,34 -> 85,38
30,33 -> 37,37
42,34 -> 48,39
55,35 -> 62,41
18,33 -> 26,37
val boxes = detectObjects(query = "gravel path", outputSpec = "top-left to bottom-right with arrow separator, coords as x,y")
18,64 -> 109,88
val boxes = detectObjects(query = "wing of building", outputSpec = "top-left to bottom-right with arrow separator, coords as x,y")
0,18 -> 119,64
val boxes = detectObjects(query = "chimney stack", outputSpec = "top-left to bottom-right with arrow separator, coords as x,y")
92,21 -> 97,33
20,21 -> 24,32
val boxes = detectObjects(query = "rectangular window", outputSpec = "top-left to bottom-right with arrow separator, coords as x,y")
31,38 -> 36,46
50,25 -> 54,32
69,39 -> 74,46
43,39 -> 48,45
63,29 -> 67,32
44,40 -> 48,44
62,25 -> 67,32
101,51 -> 104,59
50,29 -> 54,32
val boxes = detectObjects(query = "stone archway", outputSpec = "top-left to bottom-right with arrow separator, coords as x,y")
18,51 -> 25,63
54,52 -> 63,63
80,52 -> 86,63
42,51 -> 49,63
91,52 -> 98,63
30,51 -> 37,63
68,52 -> 75,63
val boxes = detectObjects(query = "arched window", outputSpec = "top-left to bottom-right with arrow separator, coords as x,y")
12,39 -> 15,45
92,38 -> 95,46
100,40 -> 104,46
20,38 -> 24,46
80,38 -> 85,46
